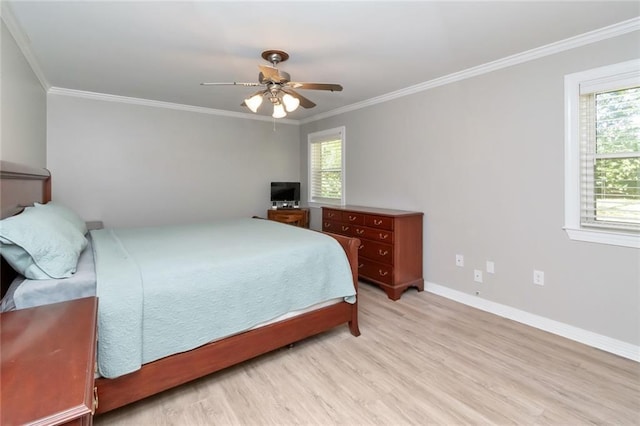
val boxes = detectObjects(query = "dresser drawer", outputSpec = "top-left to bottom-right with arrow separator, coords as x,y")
359,259 -> 394,285
352,226 -> 367,238
335,223 -> 354,234
353,226 -> 394,243
322,209 -> 341,221
360,240 -> 393,264
342,211 -> 365,225
322,220 -> 343,234
364,214 -> 394,230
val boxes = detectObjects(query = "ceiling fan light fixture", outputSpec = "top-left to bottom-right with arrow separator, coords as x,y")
201,50 -> 342,117
282,93 -> 300,112
272,103 -> 287,118
245,93 -> 263,113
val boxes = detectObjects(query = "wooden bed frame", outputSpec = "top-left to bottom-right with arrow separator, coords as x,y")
0,160 -> 361,415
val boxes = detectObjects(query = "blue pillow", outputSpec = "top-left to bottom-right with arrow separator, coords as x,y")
34,201 -> 88,235
0,207 -> 88,279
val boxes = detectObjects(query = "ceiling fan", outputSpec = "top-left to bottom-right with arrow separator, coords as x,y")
201,50 -> 343,118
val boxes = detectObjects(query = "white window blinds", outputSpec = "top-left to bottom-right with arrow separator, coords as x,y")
308,127 -> 345,205
579,85 -> 640,231
564,59 -> 640,248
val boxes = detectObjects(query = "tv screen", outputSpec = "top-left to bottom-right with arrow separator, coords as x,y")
271,182 -> 300,202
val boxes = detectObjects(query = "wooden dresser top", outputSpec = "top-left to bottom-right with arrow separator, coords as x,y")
323,205 -> 423,217
1,297 -> 98,426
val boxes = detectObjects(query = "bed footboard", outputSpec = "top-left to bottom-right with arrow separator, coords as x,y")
323,231 -> 360,336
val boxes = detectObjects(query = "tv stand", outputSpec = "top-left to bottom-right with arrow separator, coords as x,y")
267,208 -> 309,228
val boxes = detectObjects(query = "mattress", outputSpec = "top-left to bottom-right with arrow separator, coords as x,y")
93,218 -> 356,378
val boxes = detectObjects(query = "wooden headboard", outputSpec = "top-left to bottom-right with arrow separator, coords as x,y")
1,160 -> 51,219
0,160 -> 52,296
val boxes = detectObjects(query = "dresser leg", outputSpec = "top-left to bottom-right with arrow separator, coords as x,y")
383,279 -> 424,300
385,287 -> 403,301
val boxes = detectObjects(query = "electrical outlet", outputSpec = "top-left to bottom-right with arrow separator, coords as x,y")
456,254 -> 464,267
486,261 -> 495,274
533,270 -> 545,286
474,269 -> 483,283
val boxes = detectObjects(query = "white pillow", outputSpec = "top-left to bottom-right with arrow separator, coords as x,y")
34,201 -> 88,235
0,207 -> 88,279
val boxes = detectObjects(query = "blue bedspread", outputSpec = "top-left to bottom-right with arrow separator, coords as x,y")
91,218 -> 356,378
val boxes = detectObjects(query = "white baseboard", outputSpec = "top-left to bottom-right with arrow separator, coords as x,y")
425,282 -> 639,362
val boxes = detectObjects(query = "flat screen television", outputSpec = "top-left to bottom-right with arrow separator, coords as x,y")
271,182 -> 300,202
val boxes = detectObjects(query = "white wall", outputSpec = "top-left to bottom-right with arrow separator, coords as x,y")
301,32 -> 640,349
47,94 -> 300,227
0,19 -> 46,167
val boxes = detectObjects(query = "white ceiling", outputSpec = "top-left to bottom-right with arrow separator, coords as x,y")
6,1 -> 640,121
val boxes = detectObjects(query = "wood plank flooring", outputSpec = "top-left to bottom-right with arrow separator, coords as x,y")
95,283 -> 640,425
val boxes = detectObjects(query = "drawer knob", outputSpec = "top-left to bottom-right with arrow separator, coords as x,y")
379,233 -> 388,239
349,215 -> 357,221
324,222 -> 331,228
378,249 -> 389,256
373,219 -> 383,225
93,386 -> 99,415
379,269 -> 389,277
356,229 -> 365,235
328,213 -> 335,218
359,244 -> 364,250
358,263 -> 364,269
342,225 -> 349,231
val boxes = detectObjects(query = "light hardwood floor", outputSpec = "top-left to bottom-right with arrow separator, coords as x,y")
95,283 -> 640,425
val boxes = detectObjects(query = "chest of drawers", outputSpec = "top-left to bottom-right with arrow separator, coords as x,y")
322,206 -> 423,300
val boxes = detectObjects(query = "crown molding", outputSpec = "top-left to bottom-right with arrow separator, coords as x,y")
301,17 -> 640,124
47,87 -> 299,125
5,0 -> 636,126
1,2 -> 50,91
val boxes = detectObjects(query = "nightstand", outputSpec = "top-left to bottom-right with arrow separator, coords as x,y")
1,297 -> 98,425
267,208 -> 310,228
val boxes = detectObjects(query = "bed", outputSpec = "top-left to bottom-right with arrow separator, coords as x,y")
0,160 -> 360,415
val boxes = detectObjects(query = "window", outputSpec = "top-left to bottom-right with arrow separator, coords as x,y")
308,126 -> 345,205
564,59 -> 640,248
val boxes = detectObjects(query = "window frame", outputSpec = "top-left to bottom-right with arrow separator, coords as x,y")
564,59 -> 640,249
307,126 -> 346,207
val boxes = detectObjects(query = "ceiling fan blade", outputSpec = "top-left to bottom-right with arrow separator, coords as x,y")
282,88 -> 316,109
259,65 -> 280,81
258,66 -> 290,84
200,82 -> 262,87
288,82 -> 343,92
